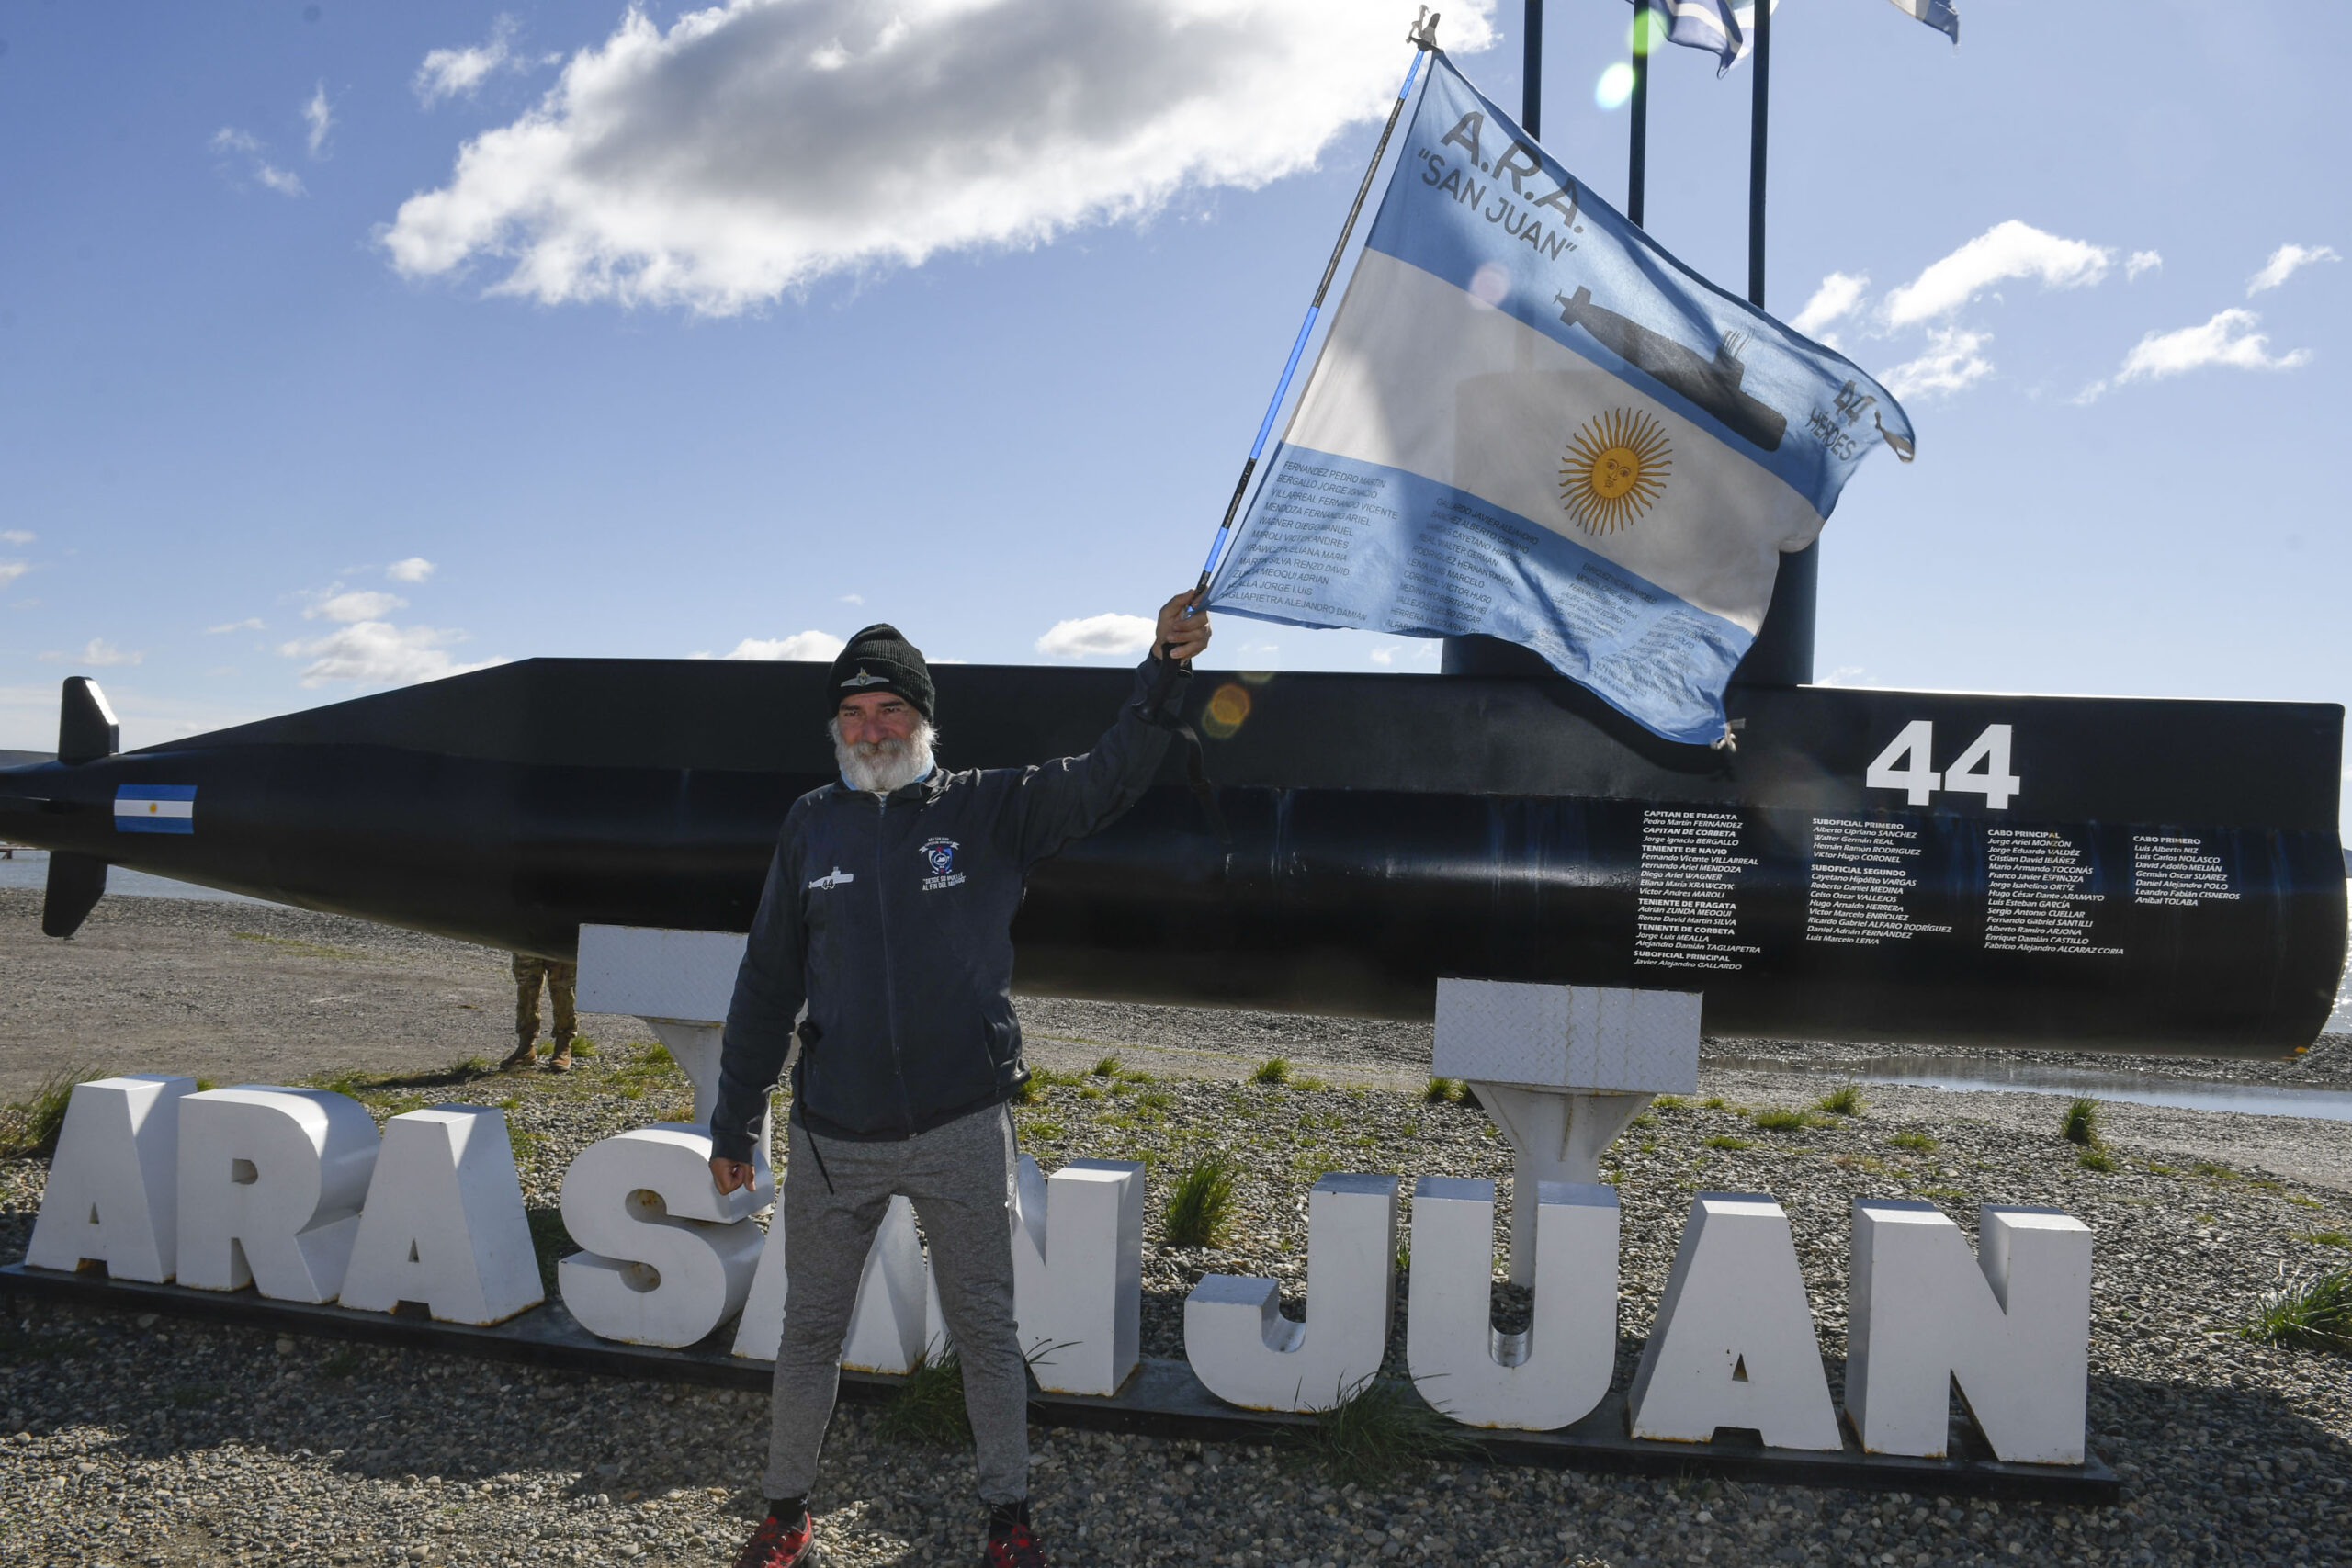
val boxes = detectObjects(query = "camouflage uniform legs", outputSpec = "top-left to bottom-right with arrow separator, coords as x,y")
508,954 -> 580,1069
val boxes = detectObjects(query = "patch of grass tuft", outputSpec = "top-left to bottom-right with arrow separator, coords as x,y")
1163,1154 -> 1240,1247
2299,1230 -> 2352,1249
1250,1057 -> 1292,1087
2241,1267 -> 2352,1354
1887,1130 -> 1938,1153
0,1064 -> 98,1159
1421,1077 -> 1465,1105
1089,1055 -> 1123,1078
1701,1096 -> 1733,1111
1651,1094 -> 1689,1111
2076,1147 -> 2120,1173
876,1348 -> 972,1446
1291,1377 -> 1476,1486
1750,1107 -> 1816,1133
2060,1096 -> 2101,1146
1815,1083 -> 1865,1117
1704,1134 -> 1755,1151
311,1068 -> 376,1099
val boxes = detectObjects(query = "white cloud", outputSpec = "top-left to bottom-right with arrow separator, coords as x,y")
1368,644 -> 1402,667
839,592 -> 865,605
211,127 -> 306,197
0,561 -> 28,588
2247,243 -> 2339,296
707,631 -> 848,661
307,589 -> 408,623
381,0 -> 1497,316
0,530 -> 33,545
1881,220 -> 2112,327
415,16 -> 525,105
385,557 -> 436,582
304,82 -> 334,158
206,617 -> 266,635
2115,308 -> 2311,384
1037,612 -> 1157,660
40,638 -> 143,668
277,621 -> 501,687
1791,272 -> 1868,339
1880,327 -> 1993,400
2125,250 -> 2162,280
1818,665 -> 1868,687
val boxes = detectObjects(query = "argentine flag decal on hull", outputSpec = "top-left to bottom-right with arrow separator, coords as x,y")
1206,51 -> 1913,745
115,784 -> 197,834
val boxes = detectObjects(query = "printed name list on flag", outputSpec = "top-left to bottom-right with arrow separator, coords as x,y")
114,784 -> 197,834
1204,51 -> 1914,746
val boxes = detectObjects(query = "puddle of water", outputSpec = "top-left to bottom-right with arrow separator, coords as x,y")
0,849 -> 272,906
1713,1053 -> 2352,1123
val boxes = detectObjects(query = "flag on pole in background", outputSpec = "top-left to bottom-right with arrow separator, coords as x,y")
1883,0 -> 1958,45
1634,0 -> 1758,75
1204,51 -> 1914,746
1631,0 -> 1954,75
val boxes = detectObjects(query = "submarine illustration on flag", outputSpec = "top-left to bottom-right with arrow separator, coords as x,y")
2,657 -> 2342,1060
1552,286 -> 1787,453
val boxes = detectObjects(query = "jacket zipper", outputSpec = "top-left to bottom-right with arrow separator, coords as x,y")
876,792 -> 915,1134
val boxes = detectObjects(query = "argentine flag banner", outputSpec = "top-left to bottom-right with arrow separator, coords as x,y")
115,784 -> 197,834
1205,51 -> 1914,745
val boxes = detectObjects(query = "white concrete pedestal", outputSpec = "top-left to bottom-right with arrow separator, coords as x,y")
1433,979 -> 1701,1285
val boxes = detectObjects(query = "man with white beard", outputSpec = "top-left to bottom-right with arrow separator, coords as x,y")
708,594 -> 1210,1568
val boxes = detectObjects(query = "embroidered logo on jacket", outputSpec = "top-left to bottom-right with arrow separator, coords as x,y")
807,866 -> 856,891
921,838 -> 965,891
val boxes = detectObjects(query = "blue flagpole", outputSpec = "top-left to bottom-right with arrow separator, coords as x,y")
1189,10 -> 1443,600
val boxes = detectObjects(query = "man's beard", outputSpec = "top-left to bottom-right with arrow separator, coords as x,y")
830,717 -> 936,795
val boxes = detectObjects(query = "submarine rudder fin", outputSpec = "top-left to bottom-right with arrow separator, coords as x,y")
42,678 -> 119,936
60,676 -> 119,764
42,852 -> 107,938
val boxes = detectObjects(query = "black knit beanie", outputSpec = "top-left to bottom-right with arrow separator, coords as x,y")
826,624 -> 934,723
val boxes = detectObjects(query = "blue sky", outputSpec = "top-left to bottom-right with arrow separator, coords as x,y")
0,2 -> 2343,822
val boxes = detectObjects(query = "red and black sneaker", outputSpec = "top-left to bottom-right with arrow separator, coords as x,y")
981,1501 -> 1048,1568
731,1506 -> 817,1568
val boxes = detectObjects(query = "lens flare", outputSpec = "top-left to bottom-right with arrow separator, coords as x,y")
1202,682 -> 1253,739
1594,62 -> 1635,111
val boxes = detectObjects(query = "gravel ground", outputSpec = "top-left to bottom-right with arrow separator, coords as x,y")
5,1032 -> 2351,1564
0,890 -> 639,1102
4,897 -> 2350,1566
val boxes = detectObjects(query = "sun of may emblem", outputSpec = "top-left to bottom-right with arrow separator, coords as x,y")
1558,408 -> 1671,535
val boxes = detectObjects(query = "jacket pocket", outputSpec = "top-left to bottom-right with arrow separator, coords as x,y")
982,1010 -> 1021,1088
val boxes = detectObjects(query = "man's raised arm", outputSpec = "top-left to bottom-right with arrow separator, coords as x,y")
1002,589 -> 1212,865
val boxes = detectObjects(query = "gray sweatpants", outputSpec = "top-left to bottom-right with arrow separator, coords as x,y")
763,1103 -> 1028,1505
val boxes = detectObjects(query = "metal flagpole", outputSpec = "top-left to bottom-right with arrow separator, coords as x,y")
1747,0 -> 1769,308
1190,9 -> 1443,599
1521,0 -> 1543,138
1627,1 -> 1650,227
1731,0 -> 1817,688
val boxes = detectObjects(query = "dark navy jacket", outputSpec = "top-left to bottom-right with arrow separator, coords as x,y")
709,656 -> 1189,1155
